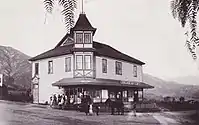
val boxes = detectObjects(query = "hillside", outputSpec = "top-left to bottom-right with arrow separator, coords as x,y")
171,76 -> 199,85
143,73 -> 199,100
0,46 -> 31,89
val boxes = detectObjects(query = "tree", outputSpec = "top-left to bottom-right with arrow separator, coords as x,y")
171,0 -> 199,59
43,0 -> 77,33
179,96 -> 185,102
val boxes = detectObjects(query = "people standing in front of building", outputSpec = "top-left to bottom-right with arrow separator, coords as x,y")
49,96 -> 53,107
85,102 -> 89,115
95,104 -> 100,116
132,102 -> 137,117
52,94 -> 57,107
60,94 -> 66,109
58,94 -> 61,104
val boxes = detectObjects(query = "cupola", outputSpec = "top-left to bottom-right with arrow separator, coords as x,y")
71,14 -> 96,48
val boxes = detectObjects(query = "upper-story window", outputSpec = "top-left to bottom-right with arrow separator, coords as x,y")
35,63 -> 39,75
76,55 -> 83,70
115,61 -> 122,75
48,60 -> 53,74
84,33 -> 91,43
76,33 -> 83,43
102,59 -> 107,73
65,57 -> 71,72
133,65 -> 137,77
84,55 -> 91,69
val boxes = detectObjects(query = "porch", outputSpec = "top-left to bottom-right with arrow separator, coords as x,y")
52,78 -> 153,104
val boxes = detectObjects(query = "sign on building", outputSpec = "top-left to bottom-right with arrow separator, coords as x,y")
0,74 -> 3,87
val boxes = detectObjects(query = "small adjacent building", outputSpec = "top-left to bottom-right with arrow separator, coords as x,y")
29,13 -> 153,104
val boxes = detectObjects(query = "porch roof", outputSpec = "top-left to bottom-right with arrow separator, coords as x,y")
52,78 -> 154,89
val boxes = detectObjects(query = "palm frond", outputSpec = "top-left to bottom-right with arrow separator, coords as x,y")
44,0 -> 77,33
44,0 -> 55,13
186,39 -> 197,59
171,0 -> 192,27
188,1 -> 199,40
171,0 -> 199,59
60,0 -> 77,32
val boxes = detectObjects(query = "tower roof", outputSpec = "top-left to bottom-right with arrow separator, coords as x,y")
71,14 -> 97,34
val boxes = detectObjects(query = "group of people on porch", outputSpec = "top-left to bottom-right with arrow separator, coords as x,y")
49,93 -> 100,115
48,91 -> 137,116
49,94 -> 66,108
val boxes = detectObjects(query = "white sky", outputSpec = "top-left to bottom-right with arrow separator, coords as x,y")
0,0 -> 199,81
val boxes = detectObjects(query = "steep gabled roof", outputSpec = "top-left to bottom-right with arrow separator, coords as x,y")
29,41 -> 145,65
71,14 -> 97,34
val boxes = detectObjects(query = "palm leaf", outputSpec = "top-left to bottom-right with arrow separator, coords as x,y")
171,0 -> 191,27
44,0 -> 55,13
44,0 -> 77,33
61,0 -> 76,32
171,0 -> 199,59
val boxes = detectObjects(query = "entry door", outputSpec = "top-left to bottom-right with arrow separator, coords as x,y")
33,84 -> 39,103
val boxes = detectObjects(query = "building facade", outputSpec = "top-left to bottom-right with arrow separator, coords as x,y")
29,14 -> 153,104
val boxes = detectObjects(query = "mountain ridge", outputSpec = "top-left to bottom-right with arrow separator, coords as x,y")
0,45 -> 31,89
143,73 -> 199,99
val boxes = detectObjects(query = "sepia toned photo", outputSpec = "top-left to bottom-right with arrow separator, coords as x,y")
0,0 -> 199,125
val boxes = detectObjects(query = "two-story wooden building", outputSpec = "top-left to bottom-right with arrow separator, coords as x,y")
29,13 -> 153,104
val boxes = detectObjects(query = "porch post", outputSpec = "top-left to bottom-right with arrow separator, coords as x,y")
100,90 -> 102,103
68,88 -> 70,104
81,87 -> 84,96
120,89 -> 123,101
142,89 -> 144,102
114,90 -> 117,99
76,88 -> 78,103
73,88 -> 76,103
127,89 -> 129,102
108,89 -> 110,98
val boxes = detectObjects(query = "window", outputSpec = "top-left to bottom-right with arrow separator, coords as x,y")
76,33 -> 83,43
76,55 -> 83,70
48,61 -> 53,74
35,63 -> 39,75
115,61 -> 122,75
123,91 -> 127,98
102,59 -> 107,73
65,57 -> 71,72
133,65 -> 137,77
84,55 -> 91,69
84,33 -> 91,43
128,90 -> 134,98
94,90 -> 101,98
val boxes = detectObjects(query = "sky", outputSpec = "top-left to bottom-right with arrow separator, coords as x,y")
0,0 -> 199,82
